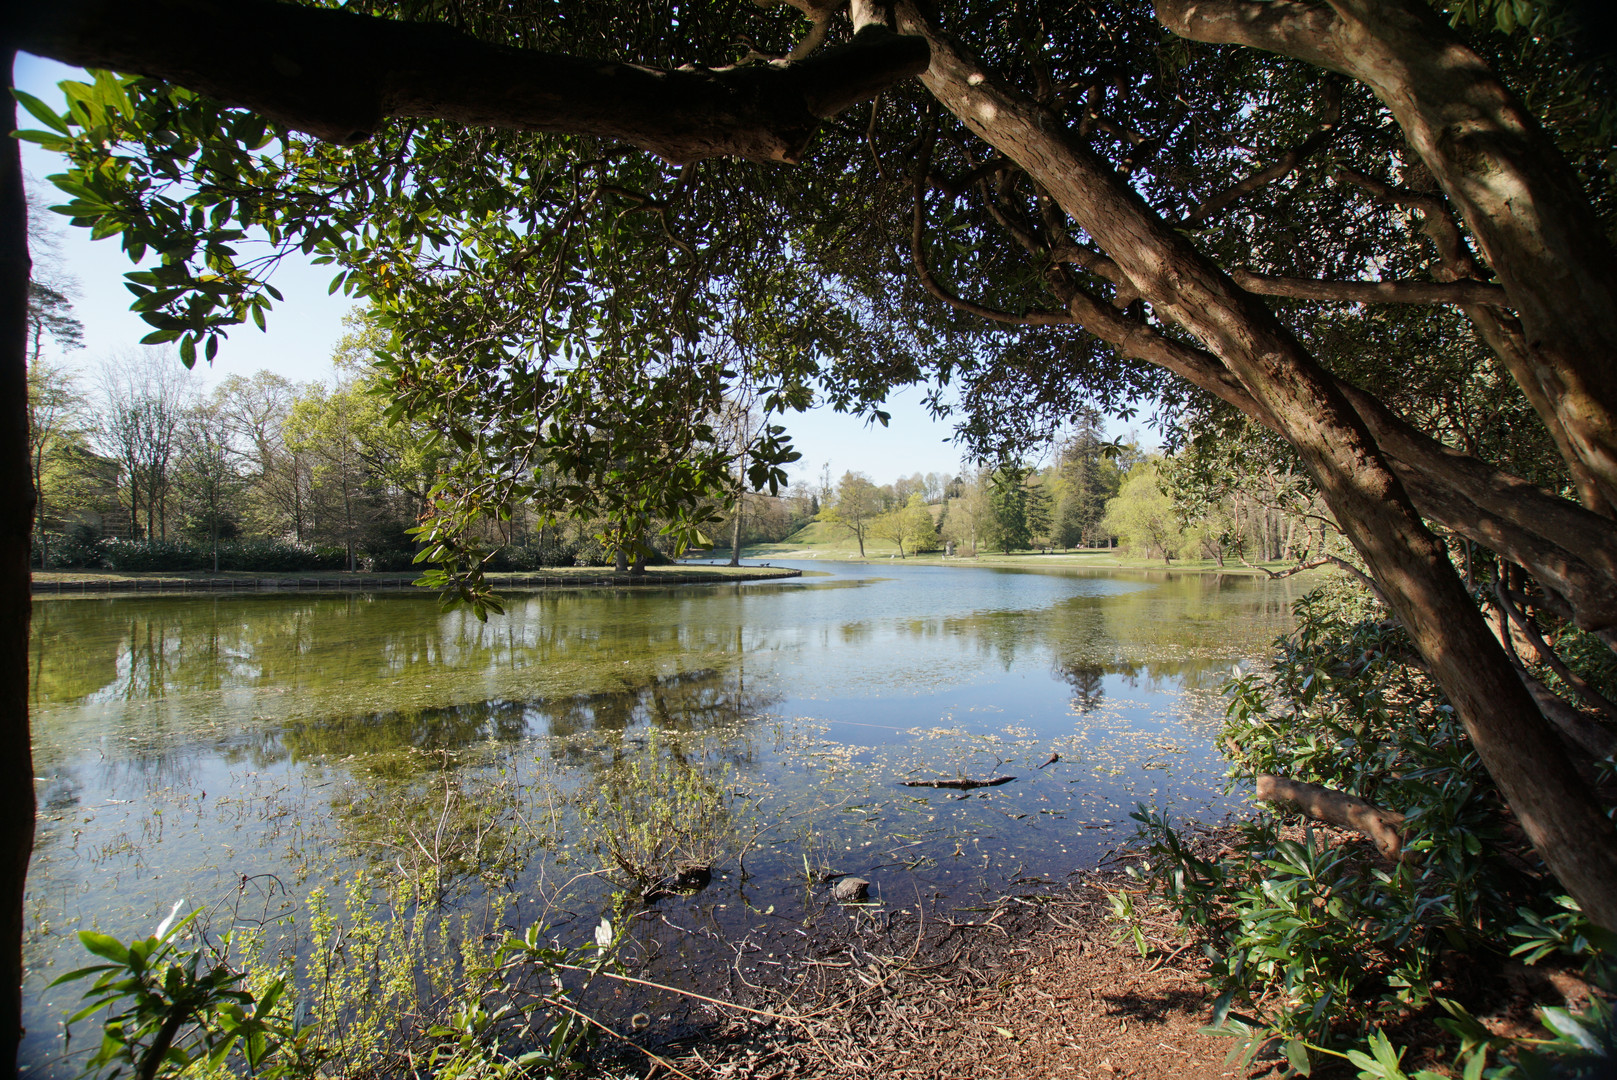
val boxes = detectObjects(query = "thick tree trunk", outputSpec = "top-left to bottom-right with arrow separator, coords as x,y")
1153,0 -> 1617,516
0,50 -> 38,1075
630,523 -> 648,577
893,2 -> 1617,929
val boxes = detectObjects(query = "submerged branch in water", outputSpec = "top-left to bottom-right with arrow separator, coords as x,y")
900,775 -> 1017,790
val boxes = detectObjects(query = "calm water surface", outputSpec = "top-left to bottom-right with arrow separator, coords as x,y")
24,560 -> 1308,1068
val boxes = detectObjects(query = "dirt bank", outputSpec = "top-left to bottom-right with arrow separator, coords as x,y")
594,870 -> 1233,1080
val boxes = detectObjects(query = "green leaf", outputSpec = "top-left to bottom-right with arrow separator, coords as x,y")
76,931 -> 131,965
1285,1039 -> 1312,1076
15,130 -> 75,152
47,963 -> 119,988
12,89 -> 71,134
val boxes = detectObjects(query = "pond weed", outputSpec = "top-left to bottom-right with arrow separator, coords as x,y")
574,728 -> 762,897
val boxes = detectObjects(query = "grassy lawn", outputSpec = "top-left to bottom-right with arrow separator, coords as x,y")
732,522 -> 1331,577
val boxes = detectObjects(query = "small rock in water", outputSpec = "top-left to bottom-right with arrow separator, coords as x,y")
832,876 -> 870,903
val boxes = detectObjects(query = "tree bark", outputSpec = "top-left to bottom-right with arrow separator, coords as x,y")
893,0 -> 1617,929
1330,163 -> 1612,517
13,0 -> 929,164
1229,270 -> 1508,307
0,49 -> 38,1075
1254,774 -> 1406,861
1154,0 -> 1617,515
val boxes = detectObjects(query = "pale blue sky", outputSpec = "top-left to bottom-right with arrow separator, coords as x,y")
16,53 -> 1094,488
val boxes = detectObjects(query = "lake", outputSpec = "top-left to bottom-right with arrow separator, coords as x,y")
23,560 -> 1309,1070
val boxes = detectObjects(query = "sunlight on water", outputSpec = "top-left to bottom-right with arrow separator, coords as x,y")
25,560 -> 1310,1069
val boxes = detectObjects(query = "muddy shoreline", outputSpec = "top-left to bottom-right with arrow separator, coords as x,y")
580,867 -> 1230,1080
582,834 -> 1598,1080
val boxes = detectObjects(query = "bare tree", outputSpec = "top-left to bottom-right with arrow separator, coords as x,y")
174,403 -> 241,571
26,360 -> 87,566
97,348 -> 198,541
714,395 -> 759,566
211,371 -> 309,539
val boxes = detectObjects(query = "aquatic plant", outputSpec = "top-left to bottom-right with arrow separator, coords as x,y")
575,729 -> 760,895
53,877 -> 632,1079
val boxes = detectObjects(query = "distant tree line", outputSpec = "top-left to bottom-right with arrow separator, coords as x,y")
800,409 -> 1345,568
28,318 -> 703,574
806,418 -> 1137,557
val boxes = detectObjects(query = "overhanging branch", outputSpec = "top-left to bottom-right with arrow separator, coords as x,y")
15,0 -> 930,162
1047,273 -> 1617,635
1232,270 -> 1509,307
912,133 -> 1073,327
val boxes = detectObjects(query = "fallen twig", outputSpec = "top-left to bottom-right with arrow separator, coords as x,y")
900,775 -> 1017,790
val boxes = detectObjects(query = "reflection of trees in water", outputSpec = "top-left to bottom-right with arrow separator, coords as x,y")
267,665 -> 780,777
539,665 -> 780,772
279,698 -> 534,777
32,591 -> 781,713
300,665 -> 779,892
838,620 -> 873,646
921,609 -> 1028,671
926,572 -> 1305,703
1055,661 -> 1106,714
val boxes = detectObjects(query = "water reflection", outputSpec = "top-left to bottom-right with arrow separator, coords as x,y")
1056,661 -> 1106,714
25,561 -> 1312,1072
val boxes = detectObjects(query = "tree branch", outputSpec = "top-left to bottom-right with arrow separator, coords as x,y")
1231,270 -> 1509,307
1181,78 -> 1342,226
1496,581 -> 1617,725
1048,243 -> 1140,307
16,0 -> 930,163
928,155 -> 1014,201
912,139 -> 1074,326
1333,166 -> 1480,277
1236,551 -> 1332,578
1152,0 -> 1345,70
1489,595 -> 1617,760
1047,267 -> 1617,637
1335,166 -> 1612,515
1516,670 -> 1617,761
1163,0 -> 1617,514
1253,774 -> 1407,861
